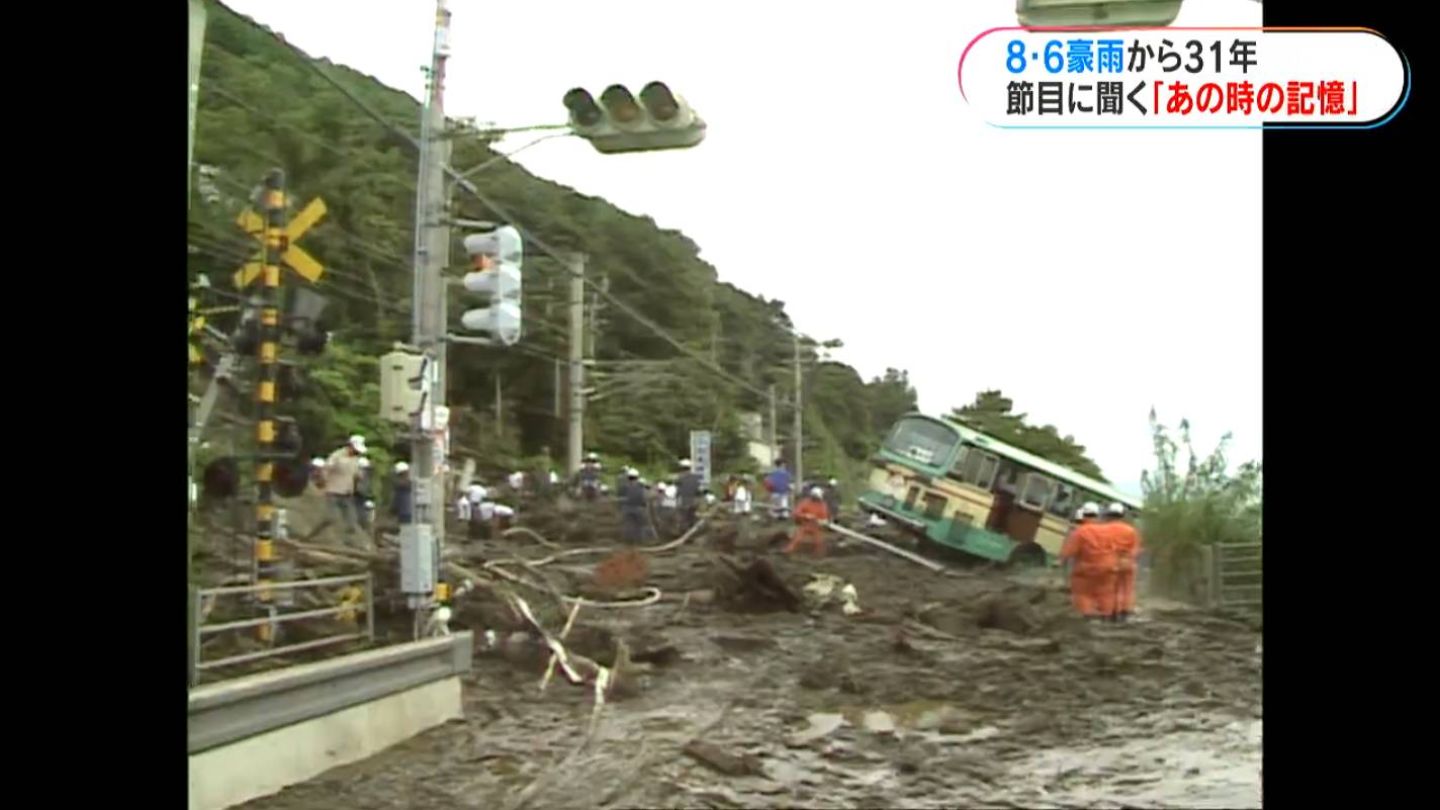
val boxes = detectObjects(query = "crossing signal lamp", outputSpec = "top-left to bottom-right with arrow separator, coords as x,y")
460,225 -> 523,346
1016,0 -> 1184,27
563,82 -> 706,154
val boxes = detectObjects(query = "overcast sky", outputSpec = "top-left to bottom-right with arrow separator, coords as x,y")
215,0 -> 1263,496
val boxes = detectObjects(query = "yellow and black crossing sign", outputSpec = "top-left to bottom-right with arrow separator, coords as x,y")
189,295 -> 206,365
232,197 -> 328,288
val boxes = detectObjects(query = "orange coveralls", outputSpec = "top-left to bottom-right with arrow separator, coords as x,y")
785,498 -> 830,557
1060,521 -> 1117,617
1107,520 -> 1143,617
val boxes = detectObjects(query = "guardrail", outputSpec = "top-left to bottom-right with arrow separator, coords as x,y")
188,632 -> 473,755
190,574 -> 374,686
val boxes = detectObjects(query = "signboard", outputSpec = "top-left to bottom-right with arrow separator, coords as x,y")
689,430 -> 712,490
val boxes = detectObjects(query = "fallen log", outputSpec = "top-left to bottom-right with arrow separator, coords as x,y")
822,521 -> 947,573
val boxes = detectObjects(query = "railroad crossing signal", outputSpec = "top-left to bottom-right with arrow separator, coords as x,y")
562,82 -> 706,154
232,197 -> 328,288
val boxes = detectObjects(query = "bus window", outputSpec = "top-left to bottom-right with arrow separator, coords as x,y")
883,417 -> 961,467
1020,473 -> 1054,510
955,449 -> 999,489
1049,483 -> 1076,517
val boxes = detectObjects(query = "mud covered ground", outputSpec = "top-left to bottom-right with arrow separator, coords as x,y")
237,507 -> 1262,810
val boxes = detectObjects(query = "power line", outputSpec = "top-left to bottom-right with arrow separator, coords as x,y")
253,29 -> 770,403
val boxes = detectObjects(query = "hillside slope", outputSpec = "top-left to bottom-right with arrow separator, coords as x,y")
187,0 -> 918,481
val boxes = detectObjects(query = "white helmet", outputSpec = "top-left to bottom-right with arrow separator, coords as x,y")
1073,507 -> 1086,521
1105,502 -> 1126,516
1081,502 -> 1100,516
626,467 -> 639,479
348,434 -> 368,454
809,486 -> 824,498
394,462 -> 410,474
828,478 -> 838,486
310,457 -> 325,468
679,459 -> 692,468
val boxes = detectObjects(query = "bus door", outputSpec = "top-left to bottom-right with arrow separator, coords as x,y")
985,462 -> 1021,532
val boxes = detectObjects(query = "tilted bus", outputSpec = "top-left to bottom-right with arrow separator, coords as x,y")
857,412 -> 1143,566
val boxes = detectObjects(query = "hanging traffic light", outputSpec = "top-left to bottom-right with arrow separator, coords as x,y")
1016,0 -> 1185,27
460,225 -> 523,346
562,82 -> 706,154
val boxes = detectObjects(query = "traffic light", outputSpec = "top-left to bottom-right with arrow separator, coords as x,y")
1016,0 -> 1184,27
381,348 -> 431,425
563,82 -> 706,155
460,225 -> 523,346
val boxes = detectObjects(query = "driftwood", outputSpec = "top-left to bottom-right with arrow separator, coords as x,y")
822,521 -> 947,572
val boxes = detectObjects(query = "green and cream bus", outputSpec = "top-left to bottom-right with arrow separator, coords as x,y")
857,412 -> 1142,566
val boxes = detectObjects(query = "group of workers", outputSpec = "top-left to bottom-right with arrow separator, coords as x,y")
1059,501 -> 1144,622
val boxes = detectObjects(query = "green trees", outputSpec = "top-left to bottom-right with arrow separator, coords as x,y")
948,390 -> 1107,480
1140,410 -> 1262,598
188,2 -> 920,477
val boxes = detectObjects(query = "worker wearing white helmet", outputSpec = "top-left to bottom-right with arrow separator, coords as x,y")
1101,502 -> 1143,622
309,457 -> 327,488
323,436 -> 367,541
784,485 -> 832,557
1060,501 -> 1108,619
391,462 -> 414,525
619,467 -> 652,544
675,459 -> 703,533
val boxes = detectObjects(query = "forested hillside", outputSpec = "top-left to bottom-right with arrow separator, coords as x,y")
187,1 -> 920,481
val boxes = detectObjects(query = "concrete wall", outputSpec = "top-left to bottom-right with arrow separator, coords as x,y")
189,676 -> 463,810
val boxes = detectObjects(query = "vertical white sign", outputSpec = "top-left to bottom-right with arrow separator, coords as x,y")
690,430 -> 712,490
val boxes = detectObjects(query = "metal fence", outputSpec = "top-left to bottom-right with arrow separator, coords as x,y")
1202,542 -> 1262,612
190,574 -> 375,686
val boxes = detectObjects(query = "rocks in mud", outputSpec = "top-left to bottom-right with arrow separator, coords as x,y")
712,555 -> 803,613
974,594 -> 1041,635
682,740 -> 764,777
787,713 -> 848,747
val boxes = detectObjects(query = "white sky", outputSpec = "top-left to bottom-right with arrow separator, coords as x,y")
215,0 -> 1263,496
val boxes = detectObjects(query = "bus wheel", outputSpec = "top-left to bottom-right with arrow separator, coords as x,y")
1007,543 -> 1047,569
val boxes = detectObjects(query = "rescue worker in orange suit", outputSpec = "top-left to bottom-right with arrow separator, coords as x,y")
1101,502 -> 1142,623
1059,502 -> 1115,620
784,487 -> 830,557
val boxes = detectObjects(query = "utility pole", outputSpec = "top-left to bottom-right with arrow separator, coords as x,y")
768,383 -> 778,464
567,254 -> 586,476
253,169 -> 287,637
409,0 -> 452,611
793,333 -> 803,485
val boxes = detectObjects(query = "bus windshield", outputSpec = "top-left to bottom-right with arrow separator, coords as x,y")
882,417 -> 960,467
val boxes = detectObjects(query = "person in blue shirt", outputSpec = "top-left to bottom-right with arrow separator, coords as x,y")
765,460 -> 793,520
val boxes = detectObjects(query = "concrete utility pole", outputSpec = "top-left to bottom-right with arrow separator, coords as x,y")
768,383 -> 778,464
566,254 -> 587,476
793,334 -> 803,485
410,0 -> 452,563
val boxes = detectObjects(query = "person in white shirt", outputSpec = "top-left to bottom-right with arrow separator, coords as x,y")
733,479 -> 753,516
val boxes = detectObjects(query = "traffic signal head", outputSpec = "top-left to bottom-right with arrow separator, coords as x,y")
1016,0 -> 1184,27
461,225 -> 523,346
563,88 -> 604,128
562,82 -> 706,154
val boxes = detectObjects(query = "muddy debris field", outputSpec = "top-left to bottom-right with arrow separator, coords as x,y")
234,499 -> 1263,810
